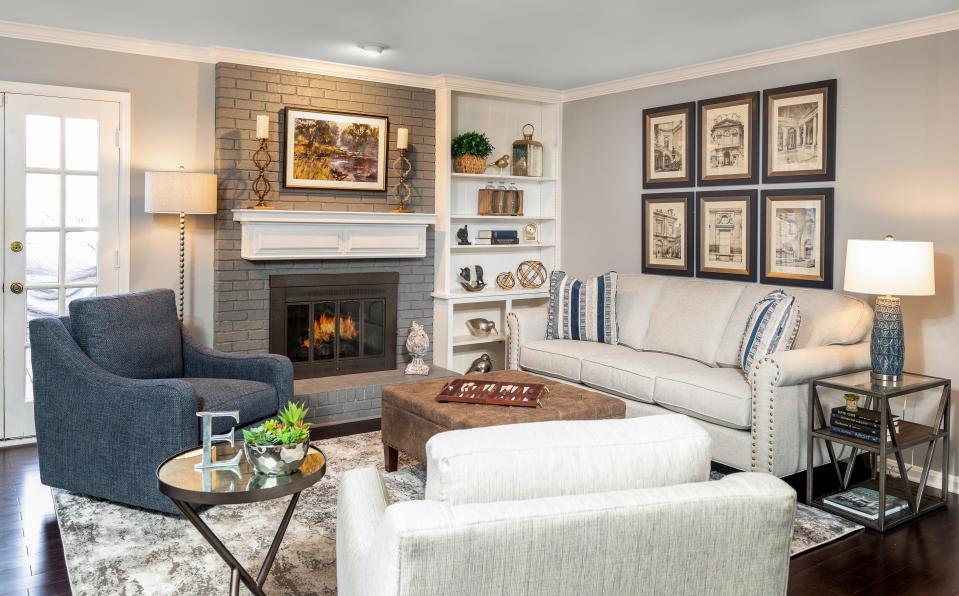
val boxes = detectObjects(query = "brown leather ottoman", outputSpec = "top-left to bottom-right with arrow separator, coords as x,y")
381,370 -> 627,471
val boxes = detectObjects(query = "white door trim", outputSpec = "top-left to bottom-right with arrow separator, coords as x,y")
0,80 -> 130,292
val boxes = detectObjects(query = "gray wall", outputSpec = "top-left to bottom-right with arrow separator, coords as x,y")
213,63 -> 436,366
0,36 -> 216,342
562,30 -> 959,479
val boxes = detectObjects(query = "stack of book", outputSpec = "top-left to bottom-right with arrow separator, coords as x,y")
828,405 -> 899,444
475,230 -> 519,245
823,487 -> 909,520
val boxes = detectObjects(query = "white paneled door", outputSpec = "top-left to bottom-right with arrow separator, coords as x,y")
2,91 -> 123,439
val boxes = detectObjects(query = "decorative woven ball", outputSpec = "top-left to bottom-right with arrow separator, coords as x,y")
495,271 -> 516,290
516,260 -> 547,289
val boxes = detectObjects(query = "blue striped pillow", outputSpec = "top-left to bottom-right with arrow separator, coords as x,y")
546,271 -> 618,344
740,290 -> 802,372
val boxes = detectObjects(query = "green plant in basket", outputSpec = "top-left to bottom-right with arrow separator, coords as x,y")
451,131 -> 494,159
243,402 -> 312,446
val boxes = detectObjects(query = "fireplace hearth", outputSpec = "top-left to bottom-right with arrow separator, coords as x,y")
270,273 -> 398,379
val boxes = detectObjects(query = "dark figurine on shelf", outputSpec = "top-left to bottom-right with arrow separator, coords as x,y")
467,353 -> 494,374
458,265 -> 486,292
456,225 -> 471,245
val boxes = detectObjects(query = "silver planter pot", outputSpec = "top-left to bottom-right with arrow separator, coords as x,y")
244,439 -> 310,476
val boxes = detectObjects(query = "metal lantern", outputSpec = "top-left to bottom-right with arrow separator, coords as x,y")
511,123 -> 543,177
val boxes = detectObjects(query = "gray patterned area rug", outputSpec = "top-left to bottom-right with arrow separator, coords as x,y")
54,432 -> 861,595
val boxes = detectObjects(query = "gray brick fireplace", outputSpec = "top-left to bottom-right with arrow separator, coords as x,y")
213,62 -> 437,422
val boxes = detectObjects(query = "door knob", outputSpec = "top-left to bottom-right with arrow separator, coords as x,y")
9,282 -> 23,294
10,240 -> 23,253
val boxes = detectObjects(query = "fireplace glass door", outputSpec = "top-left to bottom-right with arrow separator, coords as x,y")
271,272 -> 398,379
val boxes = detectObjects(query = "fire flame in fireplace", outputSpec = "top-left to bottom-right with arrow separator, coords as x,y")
304,312 -> 358,348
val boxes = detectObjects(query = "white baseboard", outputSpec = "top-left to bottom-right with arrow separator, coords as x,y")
886,460 -> 959,495
0,436 -> 37,449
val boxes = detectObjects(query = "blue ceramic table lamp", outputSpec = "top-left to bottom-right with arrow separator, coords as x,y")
844,236 -> 935,384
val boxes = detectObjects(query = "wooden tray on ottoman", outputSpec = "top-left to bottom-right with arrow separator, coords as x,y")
437,378 -> 547,407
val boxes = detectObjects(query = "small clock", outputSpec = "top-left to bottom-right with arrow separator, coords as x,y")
523,222 -> 538,242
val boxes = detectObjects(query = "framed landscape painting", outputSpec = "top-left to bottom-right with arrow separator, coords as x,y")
284,108 -> 388,191
642,102 -> 695,189
695,190 -> 757,281
642,193 -> 694,276
760,188 -> 834,289
762,79 -> 836,183
698,91 -> 759,186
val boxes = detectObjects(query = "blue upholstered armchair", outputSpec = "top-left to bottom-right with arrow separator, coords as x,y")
29,289 -> 293,514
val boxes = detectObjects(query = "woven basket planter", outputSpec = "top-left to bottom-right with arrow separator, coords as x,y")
453,154 -> 487,174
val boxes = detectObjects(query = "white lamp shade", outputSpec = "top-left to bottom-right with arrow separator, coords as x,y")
844,238 -> 935,296
144,171 -> 217,214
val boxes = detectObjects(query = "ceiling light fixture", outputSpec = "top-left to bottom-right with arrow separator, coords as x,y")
359,43 -> 387,57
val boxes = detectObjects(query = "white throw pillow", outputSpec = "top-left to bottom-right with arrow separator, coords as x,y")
740,289 -> 802,372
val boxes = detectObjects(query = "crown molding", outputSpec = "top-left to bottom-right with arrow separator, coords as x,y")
562,9 -> 959,101
0,19 -> 213,63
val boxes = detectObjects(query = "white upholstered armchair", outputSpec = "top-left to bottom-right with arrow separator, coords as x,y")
336,415 -> 796,596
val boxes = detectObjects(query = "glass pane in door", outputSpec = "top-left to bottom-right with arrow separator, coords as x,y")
65,118 -> 99,172
25,232 -> 59,283
65,231 -> 98,283
25,115 -> 60,169
66,175 -> 98,226
364,300 -> 385,357
286,303 -> 310,363
25,173 -> 61,226
339,301 -> 360,358
26,288 -> 59,338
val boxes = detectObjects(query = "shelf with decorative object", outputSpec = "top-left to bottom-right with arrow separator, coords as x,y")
451,243 -> 555,252
433,85 -> 561,374
451,173 -> 557,183
452,334 -> 506,347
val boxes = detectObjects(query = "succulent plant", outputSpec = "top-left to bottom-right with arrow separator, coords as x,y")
242,402 -> 311,446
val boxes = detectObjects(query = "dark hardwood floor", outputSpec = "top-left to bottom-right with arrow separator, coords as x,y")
1,442 -> 957,595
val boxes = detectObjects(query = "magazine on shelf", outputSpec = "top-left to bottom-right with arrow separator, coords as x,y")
823,487 -> 909,520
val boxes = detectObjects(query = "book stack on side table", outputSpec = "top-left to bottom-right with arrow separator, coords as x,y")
476,230 -> 519,245
828,406 -> 900,444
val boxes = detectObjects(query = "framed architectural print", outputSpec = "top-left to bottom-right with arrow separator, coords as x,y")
697,92 -> 759,186
760,188 -> 834,289
695,190 -> 757,281
284,107 -> 389,191
642,193 -> 694,276
642,102 -> 695,189
762,79 -> 837,183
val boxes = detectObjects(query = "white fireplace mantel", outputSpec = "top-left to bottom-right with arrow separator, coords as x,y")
233,209 -> 437,260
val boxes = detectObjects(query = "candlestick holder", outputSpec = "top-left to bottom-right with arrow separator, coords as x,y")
251,137 -> 274,210
390,148 -> 414,213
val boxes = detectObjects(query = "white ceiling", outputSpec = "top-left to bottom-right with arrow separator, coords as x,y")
2,1 -> 957,89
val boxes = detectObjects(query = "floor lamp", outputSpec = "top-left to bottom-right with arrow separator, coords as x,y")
145,169 -> 217,321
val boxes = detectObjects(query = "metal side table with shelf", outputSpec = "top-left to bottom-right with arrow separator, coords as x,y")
808,370 -> 950,532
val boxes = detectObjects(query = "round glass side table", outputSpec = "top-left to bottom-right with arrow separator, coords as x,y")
157,443 -> 326,596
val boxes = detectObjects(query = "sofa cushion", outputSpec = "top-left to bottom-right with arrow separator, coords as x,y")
183,378 -> 278,433
643,279 -> 744,365
581,350 -> 709,403
715,284 -> 873,367
546,270 -> 618,344
740,290 -> 801,372
615,274 -> 670,351
653,368 -> 752,430
69,289 -> 183,379
424,415 -> 711,505
520,340 -> 627,382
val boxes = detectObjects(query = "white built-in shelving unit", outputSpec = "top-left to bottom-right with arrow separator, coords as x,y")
433,83 -> 562,373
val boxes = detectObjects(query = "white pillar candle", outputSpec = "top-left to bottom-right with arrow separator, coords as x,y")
397,127 -> 409,150
255,114 -> 270,139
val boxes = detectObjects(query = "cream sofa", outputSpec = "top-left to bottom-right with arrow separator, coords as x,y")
337,416 -> 796,596
506,274 -> 873,477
